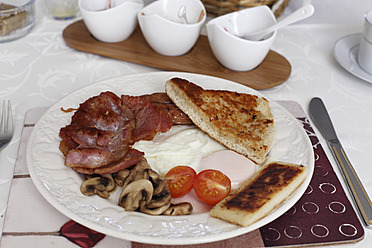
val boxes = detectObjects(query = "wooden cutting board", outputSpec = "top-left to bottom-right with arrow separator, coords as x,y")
63,20 -> 291,90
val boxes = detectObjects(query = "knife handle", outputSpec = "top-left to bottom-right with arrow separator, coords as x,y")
329,141 -> 372,227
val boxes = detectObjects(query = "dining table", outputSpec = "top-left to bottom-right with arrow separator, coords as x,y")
1,0 -> 372,247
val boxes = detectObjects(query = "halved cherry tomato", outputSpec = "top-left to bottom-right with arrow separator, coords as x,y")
165,166 -> 197,198
193,169 -> 231,205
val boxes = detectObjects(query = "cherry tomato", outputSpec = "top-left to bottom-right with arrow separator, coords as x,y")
165,166 -> 197,198
193,169 -> 231,205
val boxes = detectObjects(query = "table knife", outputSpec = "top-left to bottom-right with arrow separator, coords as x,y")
309,97 -> 372,227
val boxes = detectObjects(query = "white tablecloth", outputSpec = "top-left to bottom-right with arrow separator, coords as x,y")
1,0 -> 372,247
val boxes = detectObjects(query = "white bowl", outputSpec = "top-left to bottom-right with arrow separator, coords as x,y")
206,6 -> 277,71
79,0 -> 144,43
138,0 -> 206,56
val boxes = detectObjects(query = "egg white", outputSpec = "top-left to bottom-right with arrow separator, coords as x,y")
132,125 -> 226,176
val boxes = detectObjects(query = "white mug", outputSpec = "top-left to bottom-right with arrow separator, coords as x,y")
358,10 -> 372,74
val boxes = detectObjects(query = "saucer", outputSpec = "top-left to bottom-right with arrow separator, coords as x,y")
333,33 -> 372,83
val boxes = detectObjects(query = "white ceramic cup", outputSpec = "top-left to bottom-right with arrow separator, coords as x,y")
358,10 -> 372,74
138,0 -> 206,56
79,0 -> 144,43
206,6 -> 276,71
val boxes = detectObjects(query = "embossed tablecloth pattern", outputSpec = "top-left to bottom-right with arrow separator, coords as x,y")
1,100 -> 364,247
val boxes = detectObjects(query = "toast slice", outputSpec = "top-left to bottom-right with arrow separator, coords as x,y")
210,162 -> 308,227
165,78 -> 275,164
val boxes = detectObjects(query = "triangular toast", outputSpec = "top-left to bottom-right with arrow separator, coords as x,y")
165,78 -> 275,164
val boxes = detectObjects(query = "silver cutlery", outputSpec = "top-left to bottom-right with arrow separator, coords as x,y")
309,97 -> 372,227
0,100 -> 13,150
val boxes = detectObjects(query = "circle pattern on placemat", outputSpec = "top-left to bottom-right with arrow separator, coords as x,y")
339,224 -> 358,237
328,201 -> 346,214
284,206 -> 297,215
315,165 -> 329,177
304,185 -> 313,195
302,202 -> 319,214
284,226 -> 302,239
262,228 -> 281,242
311,224 -> 329,238
319,182 -> 337,194
259,117 -> 364,247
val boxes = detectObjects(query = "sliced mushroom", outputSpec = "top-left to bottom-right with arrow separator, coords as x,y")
147,169 -> 167,195
102,174 -> 116,192
96,190 -> 110,199
80,177 -> 100,196
140,202 -> 171,216
147,168 -> 161,182
121,159 -> 151,189
80,156 -> 193,216
113,169 -> 130,186
152,179 -> 169,196
83,174 -> 96,180
80,174 -> 116,199
163,202 -> 193,216
118,179 -> 154,211
147,193 -> 171,209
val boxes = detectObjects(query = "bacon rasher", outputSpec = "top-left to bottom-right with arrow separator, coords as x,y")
59,91 -> 188,175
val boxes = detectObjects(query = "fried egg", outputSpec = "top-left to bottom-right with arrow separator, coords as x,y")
132,125 -> 226,176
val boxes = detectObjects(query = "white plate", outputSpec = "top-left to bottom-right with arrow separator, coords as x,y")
333,33 -> 372,83
26,72 -> 314,245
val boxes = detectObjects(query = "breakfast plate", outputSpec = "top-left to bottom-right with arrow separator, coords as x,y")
26,72 -> 314,245
333,33 -> 372,84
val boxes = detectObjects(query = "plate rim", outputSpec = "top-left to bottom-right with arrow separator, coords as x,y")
26,71 -> 314,245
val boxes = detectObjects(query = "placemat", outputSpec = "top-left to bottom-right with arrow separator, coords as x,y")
1,101 -> 364,247
259,116 -> 365,247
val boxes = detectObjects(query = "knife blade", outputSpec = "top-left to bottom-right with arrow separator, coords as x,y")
309,97 -> 372,227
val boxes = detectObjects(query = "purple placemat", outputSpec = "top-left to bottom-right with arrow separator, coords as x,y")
259,117 -> 364,247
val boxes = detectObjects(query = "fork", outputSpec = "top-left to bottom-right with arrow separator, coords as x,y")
0,100 -> 13,150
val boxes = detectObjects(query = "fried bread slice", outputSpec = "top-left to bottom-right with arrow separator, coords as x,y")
210,162 -> 308,227
165,78 -> 275,164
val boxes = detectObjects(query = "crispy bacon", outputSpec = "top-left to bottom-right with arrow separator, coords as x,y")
93,148 -> 144,174
60,92 -> 136,173
60,91 -> 187,175
71,91 -> 131,132
72,148 -> 144,174
140,92 -> 174,104
122,95 -> 173,141
153,103 -> 193,125
140,93 -> 193,125
65,147 -> 117,169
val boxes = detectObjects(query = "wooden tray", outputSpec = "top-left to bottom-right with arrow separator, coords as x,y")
63,20 -> 291,90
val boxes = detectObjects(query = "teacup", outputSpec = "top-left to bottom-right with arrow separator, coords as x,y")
358,10 -> 372,74
138,0 -> 206,56
206,6 -> 277,71
79,0 -> 144,43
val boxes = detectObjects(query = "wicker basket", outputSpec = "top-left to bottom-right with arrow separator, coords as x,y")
202,0 -> 291,18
